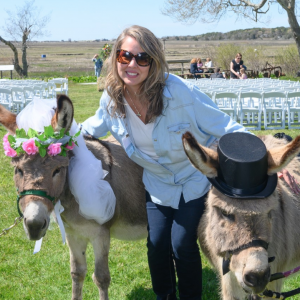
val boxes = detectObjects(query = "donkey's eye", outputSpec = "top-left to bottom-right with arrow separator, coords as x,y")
53,168 -> 61,177
221,209 -> 235,222
15,167 -> 23,177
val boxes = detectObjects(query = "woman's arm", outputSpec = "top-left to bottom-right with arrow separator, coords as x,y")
81,91 -> 110,138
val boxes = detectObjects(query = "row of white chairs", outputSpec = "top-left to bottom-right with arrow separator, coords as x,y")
202,90 -> 300,130
0,78 -> 68,114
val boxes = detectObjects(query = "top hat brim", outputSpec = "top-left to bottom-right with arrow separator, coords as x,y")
207,173 -> 278,199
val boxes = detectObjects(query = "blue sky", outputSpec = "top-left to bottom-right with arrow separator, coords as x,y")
0,0 -> 290,41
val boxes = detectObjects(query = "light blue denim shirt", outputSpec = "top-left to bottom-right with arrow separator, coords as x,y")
81,74 -> 248,209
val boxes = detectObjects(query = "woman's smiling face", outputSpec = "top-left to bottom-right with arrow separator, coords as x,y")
117,36 -> 150,92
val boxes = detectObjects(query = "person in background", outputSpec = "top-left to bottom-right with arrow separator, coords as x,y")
230,53 -> 244,79
239,68 -> 247,79
197,58 -> 203,73
92,54 -> 103,77
190,58 -> 200,79
210,67 -> 225,79
204,57 -> 213,77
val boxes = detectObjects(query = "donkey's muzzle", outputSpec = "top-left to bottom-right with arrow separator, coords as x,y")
243,266 -> 271,294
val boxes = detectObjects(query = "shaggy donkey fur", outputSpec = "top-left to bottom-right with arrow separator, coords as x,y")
183,132 -> 300,300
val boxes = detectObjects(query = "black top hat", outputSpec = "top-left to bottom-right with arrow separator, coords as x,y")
207,132 -> 278,199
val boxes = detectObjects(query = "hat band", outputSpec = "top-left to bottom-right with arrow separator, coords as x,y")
216,177 -> 268,196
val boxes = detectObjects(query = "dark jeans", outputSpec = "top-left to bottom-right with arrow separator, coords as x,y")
146,192 -> 207,300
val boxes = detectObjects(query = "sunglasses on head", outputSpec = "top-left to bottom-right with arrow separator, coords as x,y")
116,49 -> 152,67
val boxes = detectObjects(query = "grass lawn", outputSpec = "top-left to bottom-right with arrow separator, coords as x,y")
0,82 -> 300,300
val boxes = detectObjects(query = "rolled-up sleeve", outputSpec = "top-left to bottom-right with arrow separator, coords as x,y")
81,91 -> 110,138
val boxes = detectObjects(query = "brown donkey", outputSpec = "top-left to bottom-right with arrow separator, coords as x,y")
182,132 -> 300,300
0,95 -> 147,300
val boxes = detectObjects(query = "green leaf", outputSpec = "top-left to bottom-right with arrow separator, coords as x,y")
35,140 -> 41,147
37,134 -> 46,141
59,128 -> 65,139
39,147 -> 47,157
61,149 -> 67,157
68,140 -> 72,146
74,131 -> 81,137
16,128 -> 27,138
16,147 -> 22,155
75,141 -> 79,147
8,135 -> 16,143
44,125 -> 54,137
27,128 -> 38,138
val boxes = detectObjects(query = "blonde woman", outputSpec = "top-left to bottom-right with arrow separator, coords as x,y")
81,25 -> 249,300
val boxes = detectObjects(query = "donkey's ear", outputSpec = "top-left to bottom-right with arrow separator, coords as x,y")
0,104 -> 17,134
267,135 -> 300,175
182,131 -> 219,178
51,95 -> 74,133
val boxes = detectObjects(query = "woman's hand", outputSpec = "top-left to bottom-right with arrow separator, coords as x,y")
278,169 -> 300,194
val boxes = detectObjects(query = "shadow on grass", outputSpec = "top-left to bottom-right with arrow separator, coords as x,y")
126,286 -> 155,300
126,268 -> 219,300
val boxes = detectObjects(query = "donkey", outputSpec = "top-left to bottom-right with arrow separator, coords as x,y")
0,95 -> 147,300
182,131 -> 300,300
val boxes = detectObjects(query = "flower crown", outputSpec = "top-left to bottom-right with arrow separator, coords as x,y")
3,125 -> 80,158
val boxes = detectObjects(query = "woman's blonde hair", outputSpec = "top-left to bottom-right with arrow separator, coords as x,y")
105,25 -> 169,123
190,58 -> 197,63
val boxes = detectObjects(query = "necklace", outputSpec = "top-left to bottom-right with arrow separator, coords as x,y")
126,89 -> 142,118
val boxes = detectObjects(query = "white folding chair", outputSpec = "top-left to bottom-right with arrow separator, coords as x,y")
49,78 -> 68,95
262,91 -> 287,130
213,92 -> 239,121
0,88 -> 13,111
286,91 -> 300,129
11,86 -> 26,113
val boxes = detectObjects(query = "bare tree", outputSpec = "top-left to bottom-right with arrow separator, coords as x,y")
0,0 -> 51,77
162,0 -> 300,57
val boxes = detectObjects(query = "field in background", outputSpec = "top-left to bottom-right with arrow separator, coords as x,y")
0,39 -> 295,78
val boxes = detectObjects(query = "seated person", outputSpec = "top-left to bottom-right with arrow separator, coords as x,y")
210,68 -> 225,79
190,58 -> 200,79
204,57 -> 213,77
239,68 -> 247,79
197,58 -> 203,73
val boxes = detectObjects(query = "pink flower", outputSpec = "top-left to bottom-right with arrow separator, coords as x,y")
3,133 -> 9,144
3,141 -> 11,150
5,147 -> 17,157
48,143 -> 62,156
22,138 -> 39,155
65,141 -> 75,151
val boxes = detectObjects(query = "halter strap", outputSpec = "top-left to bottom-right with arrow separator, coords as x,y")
222,239 -> 269,275
17,190 -> 56,217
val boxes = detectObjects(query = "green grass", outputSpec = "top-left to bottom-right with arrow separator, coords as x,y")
0,83 -> 300,300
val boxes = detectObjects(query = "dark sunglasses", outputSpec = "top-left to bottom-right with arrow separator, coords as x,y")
116,49 -> 152,67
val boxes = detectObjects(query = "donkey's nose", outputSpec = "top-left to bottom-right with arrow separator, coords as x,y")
24,218 -> 47,240
243,267 -> 270,293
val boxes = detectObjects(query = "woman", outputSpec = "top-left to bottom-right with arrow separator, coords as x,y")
190,58 -> 200,79
80,25 -> 252,300
230,53 -> 244,79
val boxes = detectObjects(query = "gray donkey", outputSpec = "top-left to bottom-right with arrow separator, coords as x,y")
0,94 -> 147,300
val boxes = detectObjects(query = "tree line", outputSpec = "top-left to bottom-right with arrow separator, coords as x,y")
163,27 -> 294,41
